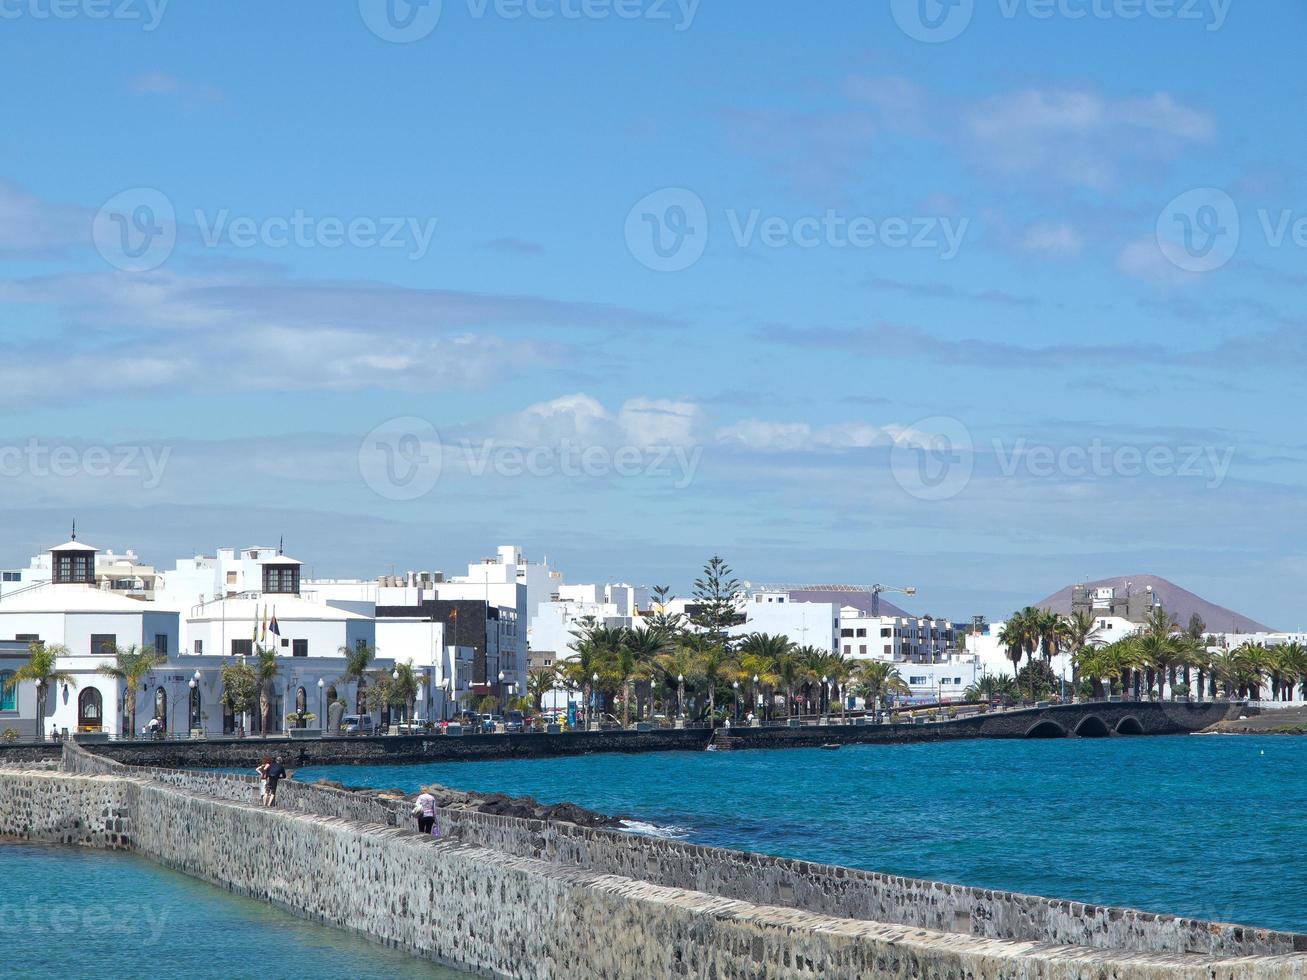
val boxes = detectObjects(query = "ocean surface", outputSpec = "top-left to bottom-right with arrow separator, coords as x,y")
300,734 -> 1307,933
0,841 -> 469,978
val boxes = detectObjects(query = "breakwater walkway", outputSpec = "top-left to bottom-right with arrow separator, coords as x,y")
1,699 -> 1245,770
0,739 -> 1302,978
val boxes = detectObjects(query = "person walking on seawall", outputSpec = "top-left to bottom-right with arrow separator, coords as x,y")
255,757 -> 271,806
264,756 -> 288,807
413,790 -> 437,834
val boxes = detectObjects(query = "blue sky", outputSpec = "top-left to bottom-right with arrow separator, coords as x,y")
1,0 -> 1305,627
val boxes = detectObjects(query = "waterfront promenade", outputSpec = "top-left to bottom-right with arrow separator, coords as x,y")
0,698 -> 1244,769
2,737 -> 1303,978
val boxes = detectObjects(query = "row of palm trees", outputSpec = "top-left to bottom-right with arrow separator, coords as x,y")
1076,634 -> 1307,702
537,619 -> 912,726
994,604 -> 1307,703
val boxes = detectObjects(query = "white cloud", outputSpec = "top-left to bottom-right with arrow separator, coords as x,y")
1016,223 -> 1083,256
966,88 -> 1214,189
1116,238 -> 1198,288
715,419 -> 910,453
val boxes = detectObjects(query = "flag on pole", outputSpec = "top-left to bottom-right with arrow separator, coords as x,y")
260,605 -> 268,644
269,607 -> 280,638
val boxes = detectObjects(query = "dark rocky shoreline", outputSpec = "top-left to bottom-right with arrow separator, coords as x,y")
316,779 -> 627,828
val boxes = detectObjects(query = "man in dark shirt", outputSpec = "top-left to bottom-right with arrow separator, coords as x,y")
265,756 -> 288,806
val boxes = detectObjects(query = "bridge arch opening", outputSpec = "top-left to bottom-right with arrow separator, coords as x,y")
1115,716 -> 1145,736
1024,720 -> 1067,739
1073,715 -> 1111,738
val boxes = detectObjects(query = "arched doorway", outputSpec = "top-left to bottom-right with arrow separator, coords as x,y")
223,701 -> 236,735
77,688 -> 103,732
154,687 -> 167,733
294,686 -> 307,728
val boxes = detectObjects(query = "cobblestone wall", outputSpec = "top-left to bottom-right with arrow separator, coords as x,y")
0,770 -> 135,849
4,760 -> 1307,979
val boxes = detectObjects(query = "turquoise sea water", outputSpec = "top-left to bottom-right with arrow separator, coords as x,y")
301,734 -> 1307,933
0,842 -> 468,979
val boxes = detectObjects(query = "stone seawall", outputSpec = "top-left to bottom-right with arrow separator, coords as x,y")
55,743 -> 1307,962
5,764 -> 1306,979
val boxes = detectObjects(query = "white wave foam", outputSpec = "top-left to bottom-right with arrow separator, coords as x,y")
618,819 -> 691,840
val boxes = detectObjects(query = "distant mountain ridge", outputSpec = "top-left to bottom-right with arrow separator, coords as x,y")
1036,574 -> 1273,634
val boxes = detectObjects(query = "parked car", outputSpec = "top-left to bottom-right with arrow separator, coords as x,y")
341,715 -> 375,735
504,710 -> 525,733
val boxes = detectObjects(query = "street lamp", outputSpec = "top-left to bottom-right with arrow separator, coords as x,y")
752,673 -> 760,722
822,675 -> 829,717
317,677 -> 324,732
498,670 -> 506,718
732,679 -> 740,721
677,673 -> 685,722
187,678 -> 197,733
591,671 -> 599,731
35,678 -> 45,741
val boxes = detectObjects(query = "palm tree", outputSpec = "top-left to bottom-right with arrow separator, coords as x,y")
1277,642 -> 1307,702
96,643 -> 166,738
5,642 -> 75,740
735,632 -> 790,722
253,646 -> 280,735
526,664 -> 559,713
1063,610 -> 1095,695
695,640 -> 735,723
824,653 -> 855,720
563,617 -> 608,728
654,644 -> 699,721
997,617 -> 1027,695
964,673 -> 1017,704
1136,631 -> 1175,701
852,660 -> 910,719
795,645 -> 828,714
773,648 -> 805,719
623,626 -> 671,720
338,642 -> 376,724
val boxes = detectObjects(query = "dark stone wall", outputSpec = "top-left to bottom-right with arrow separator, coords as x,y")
0,743 -> 62,766
85,700 -> 1245,768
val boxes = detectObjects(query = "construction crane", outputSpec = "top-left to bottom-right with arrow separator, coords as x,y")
747,582 -> 917,617
869,584 -> 917,617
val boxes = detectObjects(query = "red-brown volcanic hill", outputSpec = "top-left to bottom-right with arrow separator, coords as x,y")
1036,575 -> 1273,634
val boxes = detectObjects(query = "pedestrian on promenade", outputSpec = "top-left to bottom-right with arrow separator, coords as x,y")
413,790 -> 436,834
255,757 -> 271,805
264,756 -> 287,807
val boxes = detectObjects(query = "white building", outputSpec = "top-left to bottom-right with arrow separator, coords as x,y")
0,536 -> 181,737
729,591 -> 838,652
